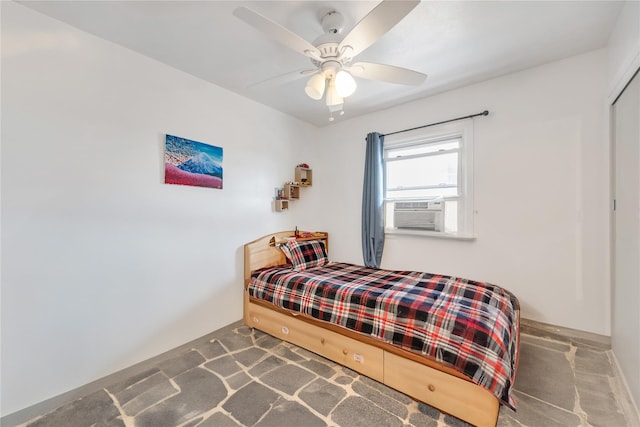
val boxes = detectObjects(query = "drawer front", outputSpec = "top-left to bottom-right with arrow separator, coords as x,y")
384,352 -> 498,427
248,302 -> 383,381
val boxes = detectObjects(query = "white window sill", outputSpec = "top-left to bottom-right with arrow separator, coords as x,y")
385,228 -> 476,241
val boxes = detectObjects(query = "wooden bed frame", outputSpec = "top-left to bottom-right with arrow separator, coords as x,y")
243,231 -> 504,427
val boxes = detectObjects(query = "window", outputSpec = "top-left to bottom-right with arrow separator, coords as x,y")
383,121 -> 474,239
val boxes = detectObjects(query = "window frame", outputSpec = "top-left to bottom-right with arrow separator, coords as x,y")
383,120 -> 475,240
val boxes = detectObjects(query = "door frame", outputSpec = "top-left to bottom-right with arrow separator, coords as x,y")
608,64 -> 640,421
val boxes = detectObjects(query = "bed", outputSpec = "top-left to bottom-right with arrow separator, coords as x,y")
243,231 -> 520,427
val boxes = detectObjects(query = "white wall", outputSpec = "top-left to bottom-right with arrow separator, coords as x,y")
0,2 -> 317,416
311,50 -> 610,336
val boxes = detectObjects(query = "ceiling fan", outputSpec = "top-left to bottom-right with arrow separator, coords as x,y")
233,0 -> 426,121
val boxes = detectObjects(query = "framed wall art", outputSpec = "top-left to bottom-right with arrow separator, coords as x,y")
164,134 -> 223,189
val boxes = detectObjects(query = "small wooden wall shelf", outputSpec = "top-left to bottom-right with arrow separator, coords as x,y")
284,183 -> 300,199
275,200 -> 289,211
274,165 -> 312,212
295,167 -> 312,186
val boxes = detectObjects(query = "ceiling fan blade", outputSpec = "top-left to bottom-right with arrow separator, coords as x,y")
338,0 -> 420,58
248,69 -> 317,89
233,7 -> 321,60
348,62 -> 426,86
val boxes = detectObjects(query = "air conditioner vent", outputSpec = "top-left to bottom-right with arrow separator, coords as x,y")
393,200 -> 444,231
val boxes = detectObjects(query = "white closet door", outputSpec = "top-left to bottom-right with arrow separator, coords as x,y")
612,69 -> 640,406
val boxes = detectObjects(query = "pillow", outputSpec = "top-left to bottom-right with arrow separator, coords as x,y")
280,240 -> 329,271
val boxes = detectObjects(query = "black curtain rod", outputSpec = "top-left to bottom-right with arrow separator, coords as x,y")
381,110 -> 489,137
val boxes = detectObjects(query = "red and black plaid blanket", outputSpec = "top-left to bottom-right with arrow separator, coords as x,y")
249,262 -> 520,409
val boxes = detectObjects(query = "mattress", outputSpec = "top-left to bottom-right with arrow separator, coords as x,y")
248,262 -> 520,409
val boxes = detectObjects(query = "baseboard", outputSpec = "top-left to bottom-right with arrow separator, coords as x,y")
0,320 -> 244,427
519,317 -> 611,349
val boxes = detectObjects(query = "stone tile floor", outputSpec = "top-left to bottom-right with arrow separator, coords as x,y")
14,321 -> 635,427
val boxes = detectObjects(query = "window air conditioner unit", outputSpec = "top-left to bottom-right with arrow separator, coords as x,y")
394,200 -> 444,231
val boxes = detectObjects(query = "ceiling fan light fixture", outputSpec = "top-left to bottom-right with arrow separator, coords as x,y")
335,70 -> 357,98
325,79 -> 344,106
305,73 -> 326,100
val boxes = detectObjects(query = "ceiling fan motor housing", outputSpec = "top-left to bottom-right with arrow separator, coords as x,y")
311,44 -> 345,66
311,10 -> 354,67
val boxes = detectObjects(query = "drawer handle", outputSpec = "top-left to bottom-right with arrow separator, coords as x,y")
342,348 -> 349,355
320,338 -> 326,345
428,384 -> 436,392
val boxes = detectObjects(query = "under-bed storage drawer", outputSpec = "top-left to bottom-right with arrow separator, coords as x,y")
384,352 -> 498,427
248,302 -> 384,381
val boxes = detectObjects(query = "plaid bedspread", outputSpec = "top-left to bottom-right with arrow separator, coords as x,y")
249,262 -> 520,409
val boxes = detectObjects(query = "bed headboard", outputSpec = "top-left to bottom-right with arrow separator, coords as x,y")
243,231 -> 329,287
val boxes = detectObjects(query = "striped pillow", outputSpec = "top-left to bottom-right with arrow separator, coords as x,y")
280,240 -> 329,271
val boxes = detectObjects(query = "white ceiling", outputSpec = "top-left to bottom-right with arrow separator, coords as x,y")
20,0 -> 624,127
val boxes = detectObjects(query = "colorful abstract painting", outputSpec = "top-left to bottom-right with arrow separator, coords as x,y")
164,134 -> 223,189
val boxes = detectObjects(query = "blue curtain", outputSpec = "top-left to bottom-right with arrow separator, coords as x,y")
362,132 -> 385,268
